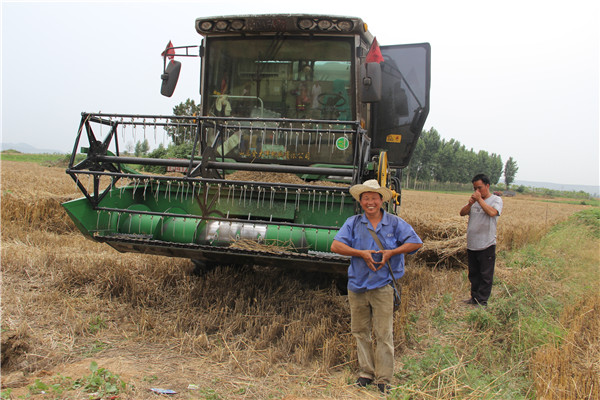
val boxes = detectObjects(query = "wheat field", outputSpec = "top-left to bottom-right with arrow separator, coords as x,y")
1,160 -> 596,399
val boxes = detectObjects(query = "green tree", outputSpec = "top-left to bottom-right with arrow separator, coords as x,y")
434,139 -> 453,182
167,142 -> 195,159
134,139 -> 150,157
142,144 -> 168,173
475,150 -> 491,179
504,157 -> 519,189
459,147 -> 478,183
407,127 -> 441,187
168,99 -> 201,145
489,153 -> 504,184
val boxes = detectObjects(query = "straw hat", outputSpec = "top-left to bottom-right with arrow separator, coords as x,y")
349,179 -> 393,202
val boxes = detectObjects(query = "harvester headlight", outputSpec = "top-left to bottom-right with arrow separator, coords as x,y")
338,20 -> 353,31
199,21 -> 213,31
230,19 -> 244,30
317,19 -> 333,30
215,20 -> 229,30
298,18 -> 313,30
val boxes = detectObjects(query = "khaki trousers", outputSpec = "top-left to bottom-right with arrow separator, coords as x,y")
348,284 -> 394,384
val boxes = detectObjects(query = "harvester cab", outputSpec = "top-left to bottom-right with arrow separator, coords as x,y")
62,15 -> 430,274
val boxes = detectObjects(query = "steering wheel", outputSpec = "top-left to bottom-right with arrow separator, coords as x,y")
317,93 -> 346,107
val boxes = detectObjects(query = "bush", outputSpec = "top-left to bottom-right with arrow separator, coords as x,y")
140,143 -> 197,174
141,144 -> 168,174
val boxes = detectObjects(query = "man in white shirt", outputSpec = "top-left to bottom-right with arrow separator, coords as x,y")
459,174 -> 503,306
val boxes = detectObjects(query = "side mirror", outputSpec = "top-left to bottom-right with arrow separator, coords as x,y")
360,62 -> 382,103
160,60 -> 181,97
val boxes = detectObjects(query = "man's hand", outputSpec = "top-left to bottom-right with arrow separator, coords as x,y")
466,191 -> 499,217
461,192 -> 478,216
370,247 -> 419,271
331,240 -> 384,271
360,250 -> 384,271
331,240 -> 422,271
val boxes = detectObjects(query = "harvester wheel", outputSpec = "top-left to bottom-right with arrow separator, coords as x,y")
377,151 -> 389,188
335,276 -> 348,295
191,259 -> 218,276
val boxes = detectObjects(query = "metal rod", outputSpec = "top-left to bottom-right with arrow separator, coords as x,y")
204,161 -> 354,176
89,155 -> 355,177
82,112 -> 360,126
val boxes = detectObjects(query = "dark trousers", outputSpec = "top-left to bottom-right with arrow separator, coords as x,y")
467,245 -> 496,305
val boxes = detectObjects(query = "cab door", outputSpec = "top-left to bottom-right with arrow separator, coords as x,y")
372,43 -> 431,169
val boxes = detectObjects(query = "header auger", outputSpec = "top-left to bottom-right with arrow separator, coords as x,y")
63,14 -> 430,274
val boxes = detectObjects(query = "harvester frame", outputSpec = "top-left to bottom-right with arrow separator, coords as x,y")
63,14 -> 430,275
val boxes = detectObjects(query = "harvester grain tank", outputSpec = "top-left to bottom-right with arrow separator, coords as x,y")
62,14 -> 431,274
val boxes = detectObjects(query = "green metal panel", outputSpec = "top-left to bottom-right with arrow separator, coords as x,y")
62,181 -> 354,258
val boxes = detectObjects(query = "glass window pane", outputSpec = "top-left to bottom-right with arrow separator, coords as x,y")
204,37 -> 355,166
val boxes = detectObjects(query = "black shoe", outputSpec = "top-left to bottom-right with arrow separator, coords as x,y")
377,383 -> 391,393
465,298 -> 488,307
356,377 -> 372,387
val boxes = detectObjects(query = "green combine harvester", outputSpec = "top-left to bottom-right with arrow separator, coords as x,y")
63,14 -> 430,274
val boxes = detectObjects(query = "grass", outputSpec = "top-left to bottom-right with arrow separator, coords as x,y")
0,151 -> 68,164
390,208 -> 600,399
539,198 -> 600,207
0,151 -> 90,168
24,361 -> 127,398
1,160 -> 598,399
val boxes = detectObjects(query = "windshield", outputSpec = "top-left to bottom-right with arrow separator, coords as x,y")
202,37 -> 357,166
204,37 -> 353,121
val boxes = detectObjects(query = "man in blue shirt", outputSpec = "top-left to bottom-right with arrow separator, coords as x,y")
331,180 -> 422,393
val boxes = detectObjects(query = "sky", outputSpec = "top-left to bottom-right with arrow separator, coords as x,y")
1,0 -> 599,187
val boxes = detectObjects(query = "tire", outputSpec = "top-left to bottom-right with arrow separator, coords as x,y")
190,259 -> 218,276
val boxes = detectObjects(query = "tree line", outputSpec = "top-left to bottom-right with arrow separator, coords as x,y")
405,128 -> 518,189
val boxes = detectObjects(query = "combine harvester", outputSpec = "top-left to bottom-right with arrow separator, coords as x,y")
63,14 -> 430,275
